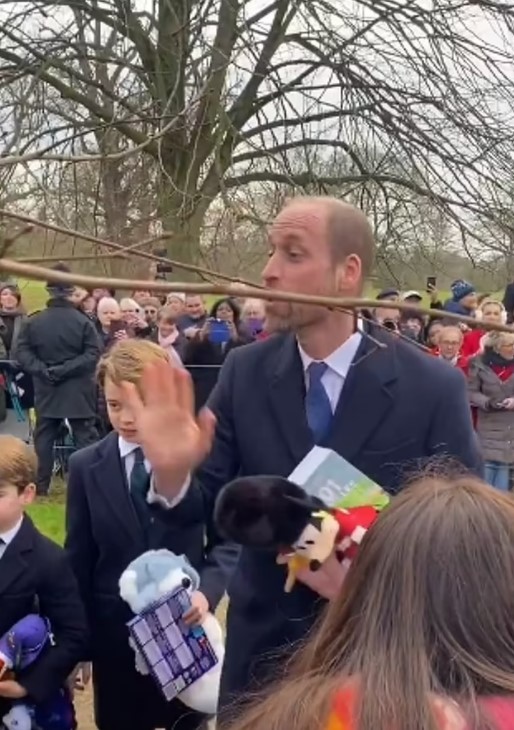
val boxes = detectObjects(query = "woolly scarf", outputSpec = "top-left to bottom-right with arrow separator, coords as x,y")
158,329 -> 180,349
158,330 -> 183,366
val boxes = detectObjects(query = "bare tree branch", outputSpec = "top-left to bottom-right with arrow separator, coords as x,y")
2,0 -> 514,266
1,255 -> 514,334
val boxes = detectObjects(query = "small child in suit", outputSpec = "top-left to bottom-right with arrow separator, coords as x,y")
65,339 -> 218,730
0,435 -> 87,722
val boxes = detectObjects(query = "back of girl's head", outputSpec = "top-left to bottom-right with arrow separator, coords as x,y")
223,476 -> 514,730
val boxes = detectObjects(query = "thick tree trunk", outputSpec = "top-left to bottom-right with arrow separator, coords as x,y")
157,172 -> 213,280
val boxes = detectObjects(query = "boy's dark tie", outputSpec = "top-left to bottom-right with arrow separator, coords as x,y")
305,361 -> 333,444
130,447 -> 150,526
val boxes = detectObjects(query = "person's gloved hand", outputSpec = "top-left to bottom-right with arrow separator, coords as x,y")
46,365 -> 64,384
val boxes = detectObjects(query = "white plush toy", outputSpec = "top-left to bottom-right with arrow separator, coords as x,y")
119,550 -> 224,716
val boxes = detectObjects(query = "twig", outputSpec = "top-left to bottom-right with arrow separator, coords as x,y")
0,91 -> 208,168
0,225 -> 33,257
18,234 -> 174,264
1,257 -> 513,334
0,208 -> 257,286
18,253 -> 128,263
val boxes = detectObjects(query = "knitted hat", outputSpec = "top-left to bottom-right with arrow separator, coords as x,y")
451,279 -> 475,302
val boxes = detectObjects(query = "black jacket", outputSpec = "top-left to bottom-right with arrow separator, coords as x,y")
64,432 -> 209,730
183,331 -> 252,410
13,298 -> 100,419
0,516 -> 87,713
0,310 -> 27,358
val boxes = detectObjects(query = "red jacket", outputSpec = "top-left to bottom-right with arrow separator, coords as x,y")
431,350 -> 470,376
462,329 -> 485,358
328,684 -> 514,730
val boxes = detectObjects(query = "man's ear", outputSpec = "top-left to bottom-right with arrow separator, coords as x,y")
21,483 -> 36,506
336,254 -> 362,293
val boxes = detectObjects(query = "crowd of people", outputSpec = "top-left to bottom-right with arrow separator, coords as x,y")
0,269 -> 267,494
1,196 -> 514,730
2,266 -> 514,496
372,282 -> 514,490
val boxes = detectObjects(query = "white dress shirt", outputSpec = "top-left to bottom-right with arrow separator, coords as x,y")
118,436 -> 190,509
298,329 -> 363,411
0,516 -> 23,560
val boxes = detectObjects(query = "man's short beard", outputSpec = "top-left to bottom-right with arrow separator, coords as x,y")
265,304 -> 325,334
265,316 -> 291,334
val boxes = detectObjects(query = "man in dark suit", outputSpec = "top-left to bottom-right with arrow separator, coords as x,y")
119,197 -> 482,709
14,263 -> 100,494
0,435 -> 87,717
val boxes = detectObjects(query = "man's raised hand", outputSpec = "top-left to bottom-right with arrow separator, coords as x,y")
121,361 -> 216,496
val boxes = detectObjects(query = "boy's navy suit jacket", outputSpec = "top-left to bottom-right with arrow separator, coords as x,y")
64,431 -> 217,730
0,515 -> 87,715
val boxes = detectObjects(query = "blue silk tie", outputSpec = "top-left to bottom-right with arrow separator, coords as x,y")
305,361 -> 333,444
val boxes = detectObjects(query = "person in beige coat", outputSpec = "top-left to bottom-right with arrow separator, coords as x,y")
468,331 -> 514,490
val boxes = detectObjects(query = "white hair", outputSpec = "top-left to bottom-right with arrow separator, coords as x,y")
119,297 -> 141,312
241,298 -> 265,317
166,292 -> 186,303
97,297 -> 120,313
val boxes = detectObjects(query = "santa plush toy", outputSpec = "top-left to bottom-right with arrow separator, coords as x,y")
214,476 -> 379,592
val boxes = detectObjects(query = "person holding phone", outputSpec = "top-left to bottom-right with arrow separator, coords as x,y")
241,298 -> 266,339
468,330 -> 514,490
96,298 -> 127,350
183,298 -> 252,409
443,280 -> 478,318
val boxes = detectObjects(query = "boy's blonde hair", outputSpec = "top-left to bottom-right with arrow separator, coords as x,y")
0,435 -> 37,493
97,338 -> 170,388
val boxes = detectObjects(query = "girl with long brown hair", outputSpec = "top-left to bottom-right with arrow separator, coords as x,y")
222,477 -> 514,730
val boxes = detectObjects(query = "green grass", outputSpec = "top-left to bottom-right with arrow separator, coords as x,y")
28,480 -> 66,545
9,278 -> 48,313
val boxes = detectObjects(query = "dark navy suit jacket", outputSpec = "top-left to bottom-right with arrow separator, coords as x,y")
0,516 -> 87,716
190,327 -> 482,705
65,433 -> 213,730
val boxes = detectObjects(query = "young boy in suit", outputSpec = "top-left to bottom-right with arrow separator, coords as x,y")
0,435 -> 87,720
65,339 -> 222,730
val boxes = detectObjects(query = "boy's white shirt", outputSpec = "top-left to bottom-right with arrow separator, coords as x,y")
118,436 -> 190,509
0,516 -> 23,559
